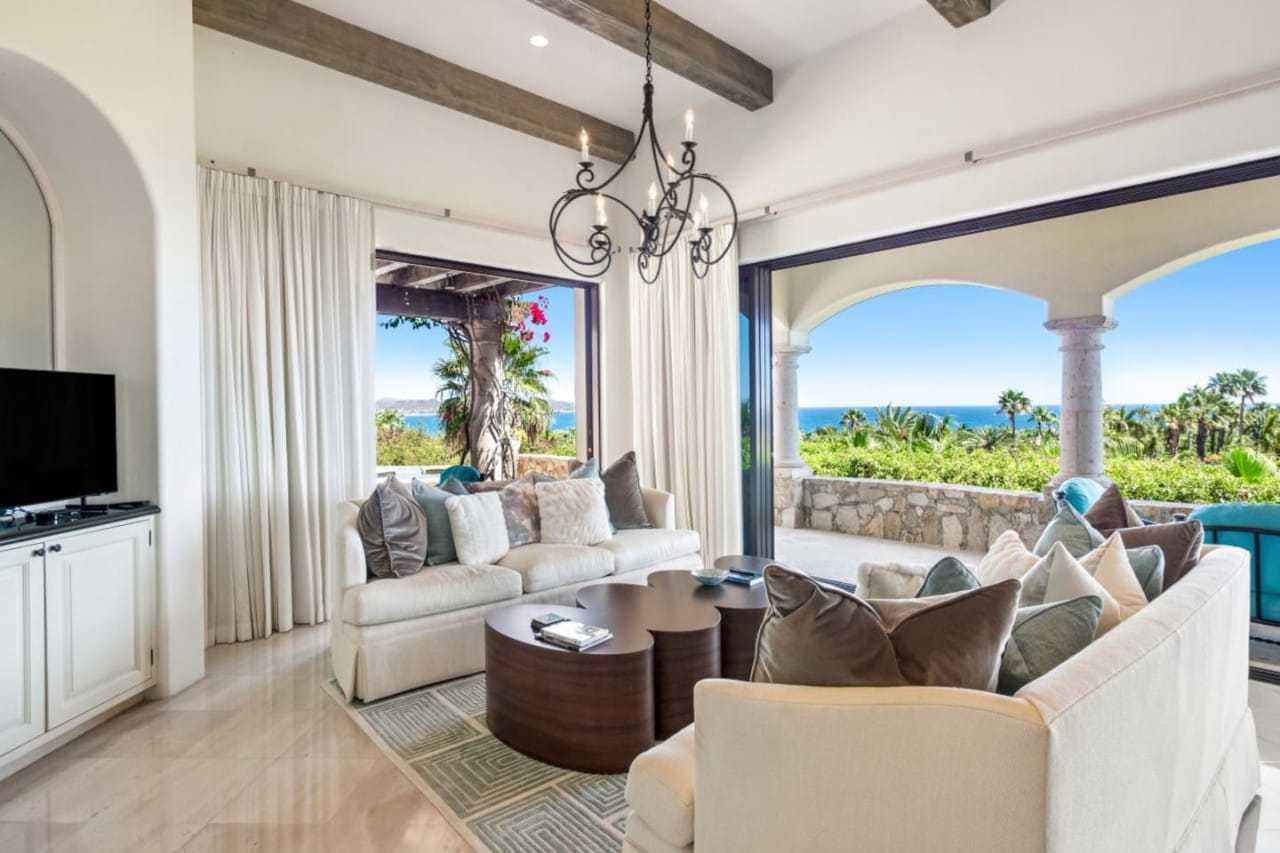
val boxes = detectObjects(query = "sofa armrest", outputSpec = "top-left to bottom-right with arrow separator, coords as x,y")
641,488 -> 676,529
334,500 -> 368,620
692,679 -> 1049,852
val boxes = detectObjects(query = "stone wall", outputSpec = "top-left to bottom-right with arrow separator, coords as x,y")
794,476 -> 1203,552
516,454 -> 580,478
800,477 -> 1056,552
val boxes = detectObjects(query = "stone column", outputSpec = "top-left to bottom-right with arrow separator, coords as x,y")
1046,316 -> 1116,486
773,345 -> 811,528
773,345 -> 811,469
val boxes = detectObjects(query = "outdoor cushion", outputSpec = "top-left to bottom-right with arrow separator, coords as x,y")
1077,533 -> 1148,622
411,477 -> 468,566
497,542 -> 614,592
342,563 -> 522,626
1189,502 -> 1280,620
1122,545 -> 1166,602
625,724 -> 696,849
1019,543 -> 1122,634
998,595 -> 1102,696
1058,477 -> 1106,515
597,528 -> 700,574
976,530 -> 1042,585
916,556 -> 981,597
855,561 -> 930,599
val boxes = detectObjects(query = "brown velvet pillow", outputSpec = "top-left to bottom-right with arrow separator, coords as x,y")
1116,519 -> 1204,591
358,475 -> 428,579
1084,484 -> 1144,534
750,565 -> 1021,691
600,451 -> 651,530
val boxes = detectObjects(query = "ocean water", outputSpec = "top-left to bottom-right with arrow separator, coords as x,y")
404,412 -> 577,436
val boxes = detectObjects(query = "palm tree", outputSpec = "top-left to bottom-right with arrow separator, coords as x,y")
872,404 -> 919,443
1180,386 -> 1234,461
1028,406 -> 1057,444
1157,400 -> 1193,456
996,389 -> 1032,441
960,425 -> 1010,452
1213,369 -> 1269,442
839,408 -> 868,433
502,333 -> 555,447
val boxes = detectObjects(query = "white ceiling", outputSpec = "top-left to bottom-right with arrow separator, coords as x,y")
295,0 -> 919,127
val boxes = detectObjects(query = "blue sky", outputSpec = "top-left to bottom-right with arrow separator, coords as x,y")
376,286 -> 577,403
800,238 -> 1280,408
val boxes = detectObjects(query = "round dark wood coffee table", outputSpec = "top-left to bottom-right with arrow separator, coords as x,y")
484,570 -> 769,773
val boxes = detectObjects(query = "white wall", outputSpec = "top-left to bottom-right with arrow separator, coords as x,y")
0,128 -> 52,370
659,0 -> 1280,263
0,1 -> 204,697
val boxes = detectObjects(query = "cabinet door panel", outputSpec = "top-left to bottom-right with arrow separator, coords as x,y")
0,543 -> 45,756
45,521 -> 153,728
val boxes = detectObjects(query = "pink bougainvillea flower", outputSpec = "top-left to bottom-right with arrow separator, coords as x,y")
543,331 -> 551,342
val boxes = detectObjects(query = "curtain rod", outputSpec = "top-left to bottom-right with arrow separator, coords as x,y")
197,158 -> 582,247
730,66 -> 1280,227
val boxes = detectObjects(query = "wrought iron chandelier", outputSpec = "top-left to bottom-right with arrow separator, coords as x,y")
548,0 -> 738,283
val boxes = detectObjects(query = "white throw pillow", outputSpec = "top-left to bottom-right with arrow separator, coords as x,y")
537,478 -> 612,546
445,492 -> 510,565
855,561 -> 930,599
976,530 -> 1041,585
1020,542 -> 1120,636
1079,533 -> 1148,621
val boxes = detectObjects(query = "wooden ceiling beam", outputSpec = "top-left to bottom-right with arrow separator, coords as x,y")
925,0 -> 991,28
193,0 -> 635,162
447,273 -> 513,293
376,265 -> 451,288
527,0 -> 772,110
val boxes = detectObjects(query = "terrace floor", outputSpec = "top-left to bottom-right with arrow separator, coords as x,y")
774,525 -> 984,583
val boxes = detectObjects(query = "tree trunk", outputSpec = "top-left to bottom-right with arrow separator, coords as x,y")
465,317 -> 511,480
1195,420 -> 1208,460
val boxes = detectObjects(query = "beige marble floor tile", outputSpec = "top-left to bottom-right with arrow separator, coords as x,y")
92,758 -> 269,828
0,821 -> 75,852
183,709 -> 326,760
325,761 -> 451,827
0,758 -> 155,823
279,709 -> 383,760
175,822 -> 331,853
208,757 -> 379,825
61,709 -> 234,759
53,821 -> 204,853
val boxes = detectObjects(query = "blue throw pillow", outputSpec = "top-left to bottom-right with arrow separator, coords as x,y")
412,477 -> 469,565
568,458 -> 600,480
916,557 -> 981,597
438,464 -> 481,486
1059,478 -> 1106,515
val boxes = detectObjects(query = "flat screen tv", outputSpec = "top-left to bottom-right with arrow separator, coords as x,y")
0,368 -> 118,509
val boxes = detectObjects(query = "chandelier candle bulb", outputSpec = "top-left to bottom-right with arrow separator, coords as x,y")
699,193 -> 709,219
579,129 -> 589,163
684,108 -> 695,142
647,182 -> 658,215
595,195 -> 607,226
666,153 -> 676,183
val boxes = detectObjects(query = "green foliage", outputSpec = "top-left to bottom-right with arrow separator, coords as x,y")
1222,446 -> 1278,483
375,413 -> 454,466
529,428 -> 577,457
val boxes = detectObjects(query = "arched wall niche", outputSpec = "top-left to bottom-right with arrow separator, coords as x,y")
0,46 -> 158,502
0,120 -> 52,369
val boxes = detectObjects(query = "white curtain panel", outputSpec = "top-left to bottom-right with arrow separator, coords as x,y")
199,168 -> 375,645
629,225 -> 743,561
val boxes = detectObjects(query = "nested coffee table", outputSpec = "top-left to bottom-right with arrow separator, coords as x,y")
484,569 -> 768,773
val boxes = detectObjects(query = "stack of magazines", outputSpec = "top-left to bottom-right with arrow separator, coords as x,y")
538,620 -> 613,651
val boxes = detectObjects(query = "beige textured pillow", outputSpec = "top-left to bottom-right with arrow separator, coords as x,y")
854,561 -> 930,599
445,492 -> 510,565
1079,533 -> 1148,620
1021,542 -> 1122,636
536,478 -> 612,546
751,564 -> 1021,691
976,530 -> 1041,585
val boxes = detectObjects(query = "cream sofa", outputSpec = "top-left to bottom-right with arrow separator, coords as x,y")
332,487 -> 701,701
624,545 -> 1261,853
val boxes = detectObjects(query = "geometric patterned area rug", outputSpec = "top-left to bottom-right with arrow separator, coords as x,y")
324,674 -> 629,852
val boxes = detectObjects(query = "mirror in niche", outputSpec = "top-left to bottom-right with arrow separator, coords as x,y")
0,128 -> 53,370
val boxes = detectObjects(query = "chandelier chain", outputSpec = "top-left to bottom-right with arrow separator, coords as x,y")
644,0 -> 653,84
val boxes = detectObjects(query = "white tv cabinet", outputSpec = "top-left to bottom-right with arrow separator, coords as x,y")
0,509 -> 157,779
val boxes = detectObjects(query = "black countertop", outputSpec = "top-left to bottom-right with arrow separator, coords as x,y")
0,504 -> 161,548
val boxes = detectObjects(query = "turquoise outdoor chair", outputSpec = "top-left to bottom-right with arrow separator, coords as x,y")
438,464 -> 481,486
1188,503 -> 1280,625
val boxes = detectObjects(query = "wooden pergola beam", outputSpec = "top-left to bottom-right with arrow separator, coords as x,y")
527,0 -> 772,110
925,0 -> 991,28
377,265 -> 451,288
375,285 -> 502,323
194,0 -> 635,162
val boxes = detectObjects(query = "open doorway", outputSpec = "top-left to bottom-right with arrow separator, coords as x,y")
373,251 -> 599,483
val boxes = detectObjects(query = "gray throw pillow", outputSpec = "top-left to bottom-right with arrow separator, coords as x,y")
751,564 -> 1021,691
600,451 -> 651,530
1125,545 -> 1165,602
358,475 -> 427,578
411,477 -> 468,566
915,556 -> 980,598
1034,499 -> 1106,558
997,595 -> 1102,695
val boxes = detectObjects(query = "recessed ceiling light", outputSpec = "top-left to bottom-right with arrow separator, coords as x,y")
529,34 -> 549,47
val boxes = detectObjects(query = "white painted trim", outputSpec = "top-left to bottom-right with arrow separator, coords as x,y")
0,115 -> 63,368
